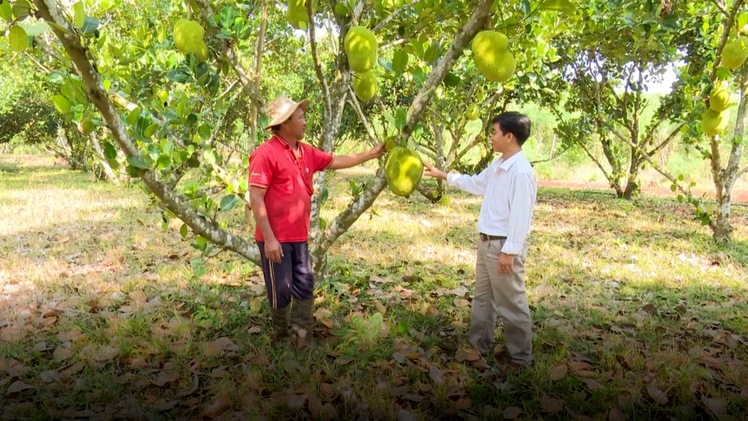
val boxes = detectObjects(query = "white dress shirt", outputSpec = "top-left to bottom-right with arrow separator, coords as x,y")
446,151 -> 537,255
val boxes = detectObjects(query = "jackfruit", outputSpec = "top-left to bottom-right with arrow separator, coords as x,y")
722,36 -> 748,70
467,103 -> 480,120
709,86 -> 731,112
345,26 -> 377,73
288,0 -> 310,30
173,19 -> 207,61
384,138 -> 396,152
353,71 -> 377,101
471,31 -> 515,82
701,109 -> 730,137
385,146 -> 423,197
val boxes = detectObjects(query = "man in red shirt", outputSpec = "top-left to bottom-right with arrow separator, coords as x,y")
249,96 -> 384,346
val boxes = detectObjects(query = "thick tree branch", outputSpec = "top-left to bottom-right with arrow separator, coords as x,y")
34,0 -> 261,265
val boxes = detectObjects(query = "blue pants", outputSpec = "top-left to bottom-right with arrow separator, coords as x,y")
257,241 -> 315,309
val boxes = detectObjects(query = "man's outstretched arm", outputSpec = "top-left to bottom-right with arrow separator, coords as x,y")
327,143 -> 385,170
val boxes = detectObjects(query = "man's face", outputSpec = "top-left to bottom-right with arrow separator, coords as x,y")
282,107 -> 307,141
490,122 -> 510,153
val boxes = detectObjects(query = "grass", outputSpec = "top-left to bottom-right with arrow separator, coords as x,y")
1,154 -> 747,420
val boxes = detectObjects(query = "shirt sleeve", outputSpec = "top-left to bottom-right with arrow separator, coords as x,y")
501,172 -> 536,255
248,149 -> 273,188
446,166 -> 491,195
308,145 -> 334,172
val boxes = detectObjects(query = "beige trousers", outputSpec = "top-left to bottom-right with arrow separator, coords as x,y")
468,237 -> 533,363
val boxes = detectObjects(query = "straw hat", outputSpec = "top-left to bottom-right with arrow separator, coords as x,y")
264,96 -> 309,130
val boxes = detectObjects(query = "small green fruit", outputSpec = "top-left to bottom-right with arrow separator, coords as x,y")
709,86 -> 731,112
701,109 -> 730,137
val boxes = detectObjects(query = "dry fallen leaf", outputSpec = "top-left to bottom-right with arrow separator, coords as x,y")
550,364 -> 568,380
6,380 -> 34,396
202,394 -> 231,417
397,408 -> 417,421
150,371 -> 180,387
700,396 -> 727,417
540,397 -> 564,413
609,407 -> 626,421
504,406 -> 523,419
455,348 -> 481,363
429,366 -> 445,385
646,382 -> 669,405
582,378 -> 605,391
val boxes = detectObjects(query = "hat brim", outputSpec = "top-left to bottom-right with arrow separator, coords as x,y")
264,99 -> 309,130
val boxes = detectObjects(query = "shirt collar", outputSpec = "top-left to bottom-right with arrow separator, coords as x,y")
494,150 -> 525,173
272,135 -> 305,158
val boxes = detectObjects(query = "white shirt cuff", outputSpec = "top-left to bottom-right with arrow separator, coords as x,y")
501,240 -> 524,255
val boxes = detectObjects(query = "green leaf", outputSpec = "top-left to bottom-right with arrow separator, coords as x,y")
52,95 -> 71,114
203,150 -> 216,165
126,108 -> 140,126
166,69 -> 190,83
103,141 -> 117,160
143,123 -> 159,138
8,25 -> 28,53
219,195 -> 239,211
126,155 -> 151,169
392,50 -> 409,74
194,235 -> 208,252
539,0 -> 575,13
0,0 -> 12,22
81,17 -> 100,35
12,0 -> 31,20
198,124 -> 211,140
21,23 -> 49,37
180,223 -> 189,239
156,154 -> 171,170
395,107 -> 407,131
318,217 -> 327,230
125,165 -> 141,178
73,1 -> 85,28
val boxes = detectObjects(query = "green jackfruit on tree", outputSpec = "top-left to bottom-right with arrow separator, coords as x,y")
701,109 -> 730,137
709,85 -> 731,112
385,147 -> 423,197
353,71 -> 377,101
471,31 -> 515,82
466,103 -> 480,120
722,36 -> 748,69
288,0 -> 311,30
173,19 -> 208,62
345,26 -> 377,73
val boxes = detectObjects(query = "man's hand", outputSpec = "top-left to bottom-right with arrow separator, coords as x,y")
263,238 -> 284,263
369,143 -> 386,159
423,161 -> 447,181
498,253 -> 514,274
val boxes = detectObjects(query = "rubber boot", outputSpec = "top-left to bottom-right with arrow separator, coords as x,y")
270,306 -> 290,342
290,298 -> 315,348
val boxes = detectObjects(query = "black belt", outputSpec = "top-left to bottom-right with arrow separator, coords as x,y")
479,233 -> 506,241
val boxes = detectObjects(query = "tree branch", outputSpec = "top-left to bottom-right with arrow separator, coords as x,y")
193,0 -> 265,114
307,0 -> 331,116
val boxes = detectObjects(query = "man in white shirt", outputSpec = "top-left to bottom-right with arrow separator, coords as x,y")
423,111 -> 537,368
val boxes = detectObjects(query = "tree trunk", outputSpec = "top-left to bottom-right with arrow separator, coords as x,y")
709,66 -> 748,243
623,154 -> 642,200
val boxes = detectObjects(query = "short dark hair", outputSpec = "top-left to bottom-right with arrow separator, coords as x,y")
270,125 -> 281,133
492,112 -> 531,146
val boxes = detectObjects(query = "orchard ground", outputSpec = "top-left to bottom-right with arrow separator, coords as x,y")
1,154 -> 747,419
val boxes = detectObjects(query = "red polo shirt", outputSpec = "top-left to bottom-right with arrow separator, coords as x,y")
248,135 -> 333,242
